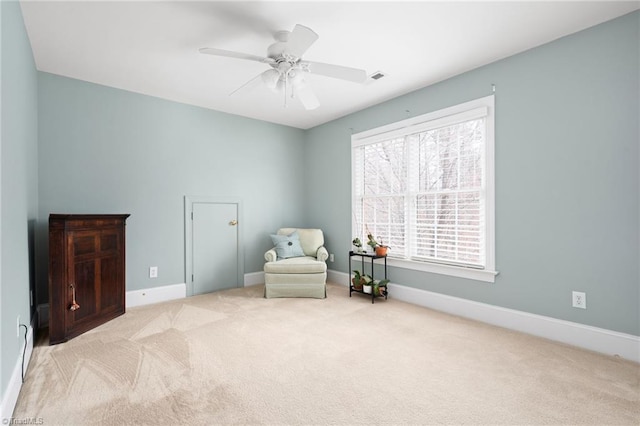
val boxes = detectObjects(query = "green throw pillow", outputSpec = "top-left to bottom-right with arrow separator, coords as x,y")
270,231 -> 305,260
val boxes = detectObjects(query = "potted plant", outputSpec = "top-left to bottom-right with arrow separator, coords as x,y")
351,270 -> 372,291
352,237 -> 363,253
362,279 -> 373,294
373,279 -> 390,296
367,233 -> 389,257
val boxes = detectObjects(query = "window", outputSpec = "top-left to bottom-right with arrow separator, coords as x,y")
352,96 -> 497,282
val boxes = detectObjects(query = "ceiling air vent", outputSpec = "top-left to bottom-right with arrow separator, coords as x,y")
369,71 -> 386,80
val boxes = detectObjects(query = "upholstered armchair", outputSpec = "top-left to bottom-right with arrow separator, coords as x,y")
264,228 -> 328,299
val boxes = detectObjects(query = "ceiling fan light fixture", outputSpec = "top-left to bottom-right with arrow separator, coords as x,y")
261,69 -> 280,90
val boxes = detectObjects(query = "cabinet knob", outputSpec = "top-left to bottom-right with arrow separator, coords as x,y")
229,220 -> 238,226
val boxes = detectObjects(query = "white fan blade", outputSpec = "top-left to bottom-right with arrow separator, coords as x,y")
284,24 -> 318,58
199,47 -> 274,64
304,61 -> 366,83
295,82 -> 320,110
228,72 -> 265,97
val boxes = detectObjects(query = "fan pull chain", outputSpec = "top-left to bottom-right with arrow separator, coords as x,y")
283,71 -> 289,108
290,70 -> 295,100
283,77 -> 287,108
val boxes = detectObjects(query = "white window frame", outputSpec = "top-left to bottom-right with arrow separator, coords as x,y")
351,95 -> 498,283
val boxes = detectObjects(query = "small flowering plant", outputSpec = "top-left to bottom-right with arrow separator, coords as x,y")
352,237 -> 362,249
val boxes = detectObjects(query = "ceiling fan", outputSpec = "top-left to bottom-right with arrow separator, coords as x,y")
199,24 -> 367,110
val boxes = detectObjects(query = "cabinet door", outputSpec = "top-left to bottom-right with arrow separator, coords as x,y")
65,228 -> 124,338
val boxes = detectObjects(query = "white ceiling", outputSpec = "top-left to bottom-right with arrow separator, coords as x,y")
20,1 -> 640,129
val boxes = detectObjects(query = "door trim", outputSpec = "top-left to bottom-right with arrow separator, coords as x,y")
184,196 -> 244,297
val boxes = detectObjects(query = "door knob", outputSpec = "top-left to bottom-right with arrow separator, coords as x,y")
229,220 -> 238,226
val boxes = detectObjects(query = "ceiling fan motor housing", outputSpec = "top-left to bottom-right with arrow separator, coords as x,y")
200,24 -> 365,110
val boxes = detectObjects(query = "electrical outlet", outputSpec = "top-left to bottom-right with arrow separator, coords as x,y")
329,253 -> 335,262
572,291 -> 586,309
149,266 -> 158,278
17,315 -> 20,337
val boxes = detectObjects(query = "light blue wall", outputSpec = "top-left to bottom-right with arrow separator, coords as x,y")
2,3 -> 636,414
0,0 -> 39,401
305,11 -> 639,336
36,73 -> 307,301
24,9 -> 640,345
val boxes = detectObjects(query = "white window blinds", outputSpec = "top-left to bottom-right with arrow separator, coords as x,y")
352,96 -> 494,272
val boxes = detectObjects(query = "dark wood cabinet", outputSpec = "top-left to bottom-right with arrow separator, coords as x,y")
49,214 -> 130,344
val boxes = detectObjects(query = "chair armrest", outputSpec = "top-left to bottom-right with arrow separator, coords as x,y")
316,246 -> 329,262
265,249 -> 277,262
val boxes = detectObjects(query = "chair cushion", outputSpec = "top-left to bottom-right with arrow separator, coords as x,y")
270,231 -> 305,260
277,228 -> 324,257
264,256 -> 327,274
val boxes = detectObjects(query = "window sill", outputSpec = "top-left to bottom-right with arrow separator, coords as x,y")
387,258 -> 498,283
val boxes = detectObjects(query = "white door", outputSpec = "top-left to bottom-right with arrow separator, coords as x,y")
189,200 -> 240,295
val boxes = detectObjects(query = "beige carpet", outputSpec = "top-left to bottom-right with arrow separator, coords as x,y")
14,283 -> 640,425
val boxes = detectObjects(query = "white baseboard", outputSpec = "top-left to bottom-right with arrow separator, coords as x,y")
244,271 -> 264,287
1,323 -> 34,421
36,283 -> 188,326
126,283 -> 186,308
327,269 -> 640,362
39,278 -> 264,326
327,269 -> 348,286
